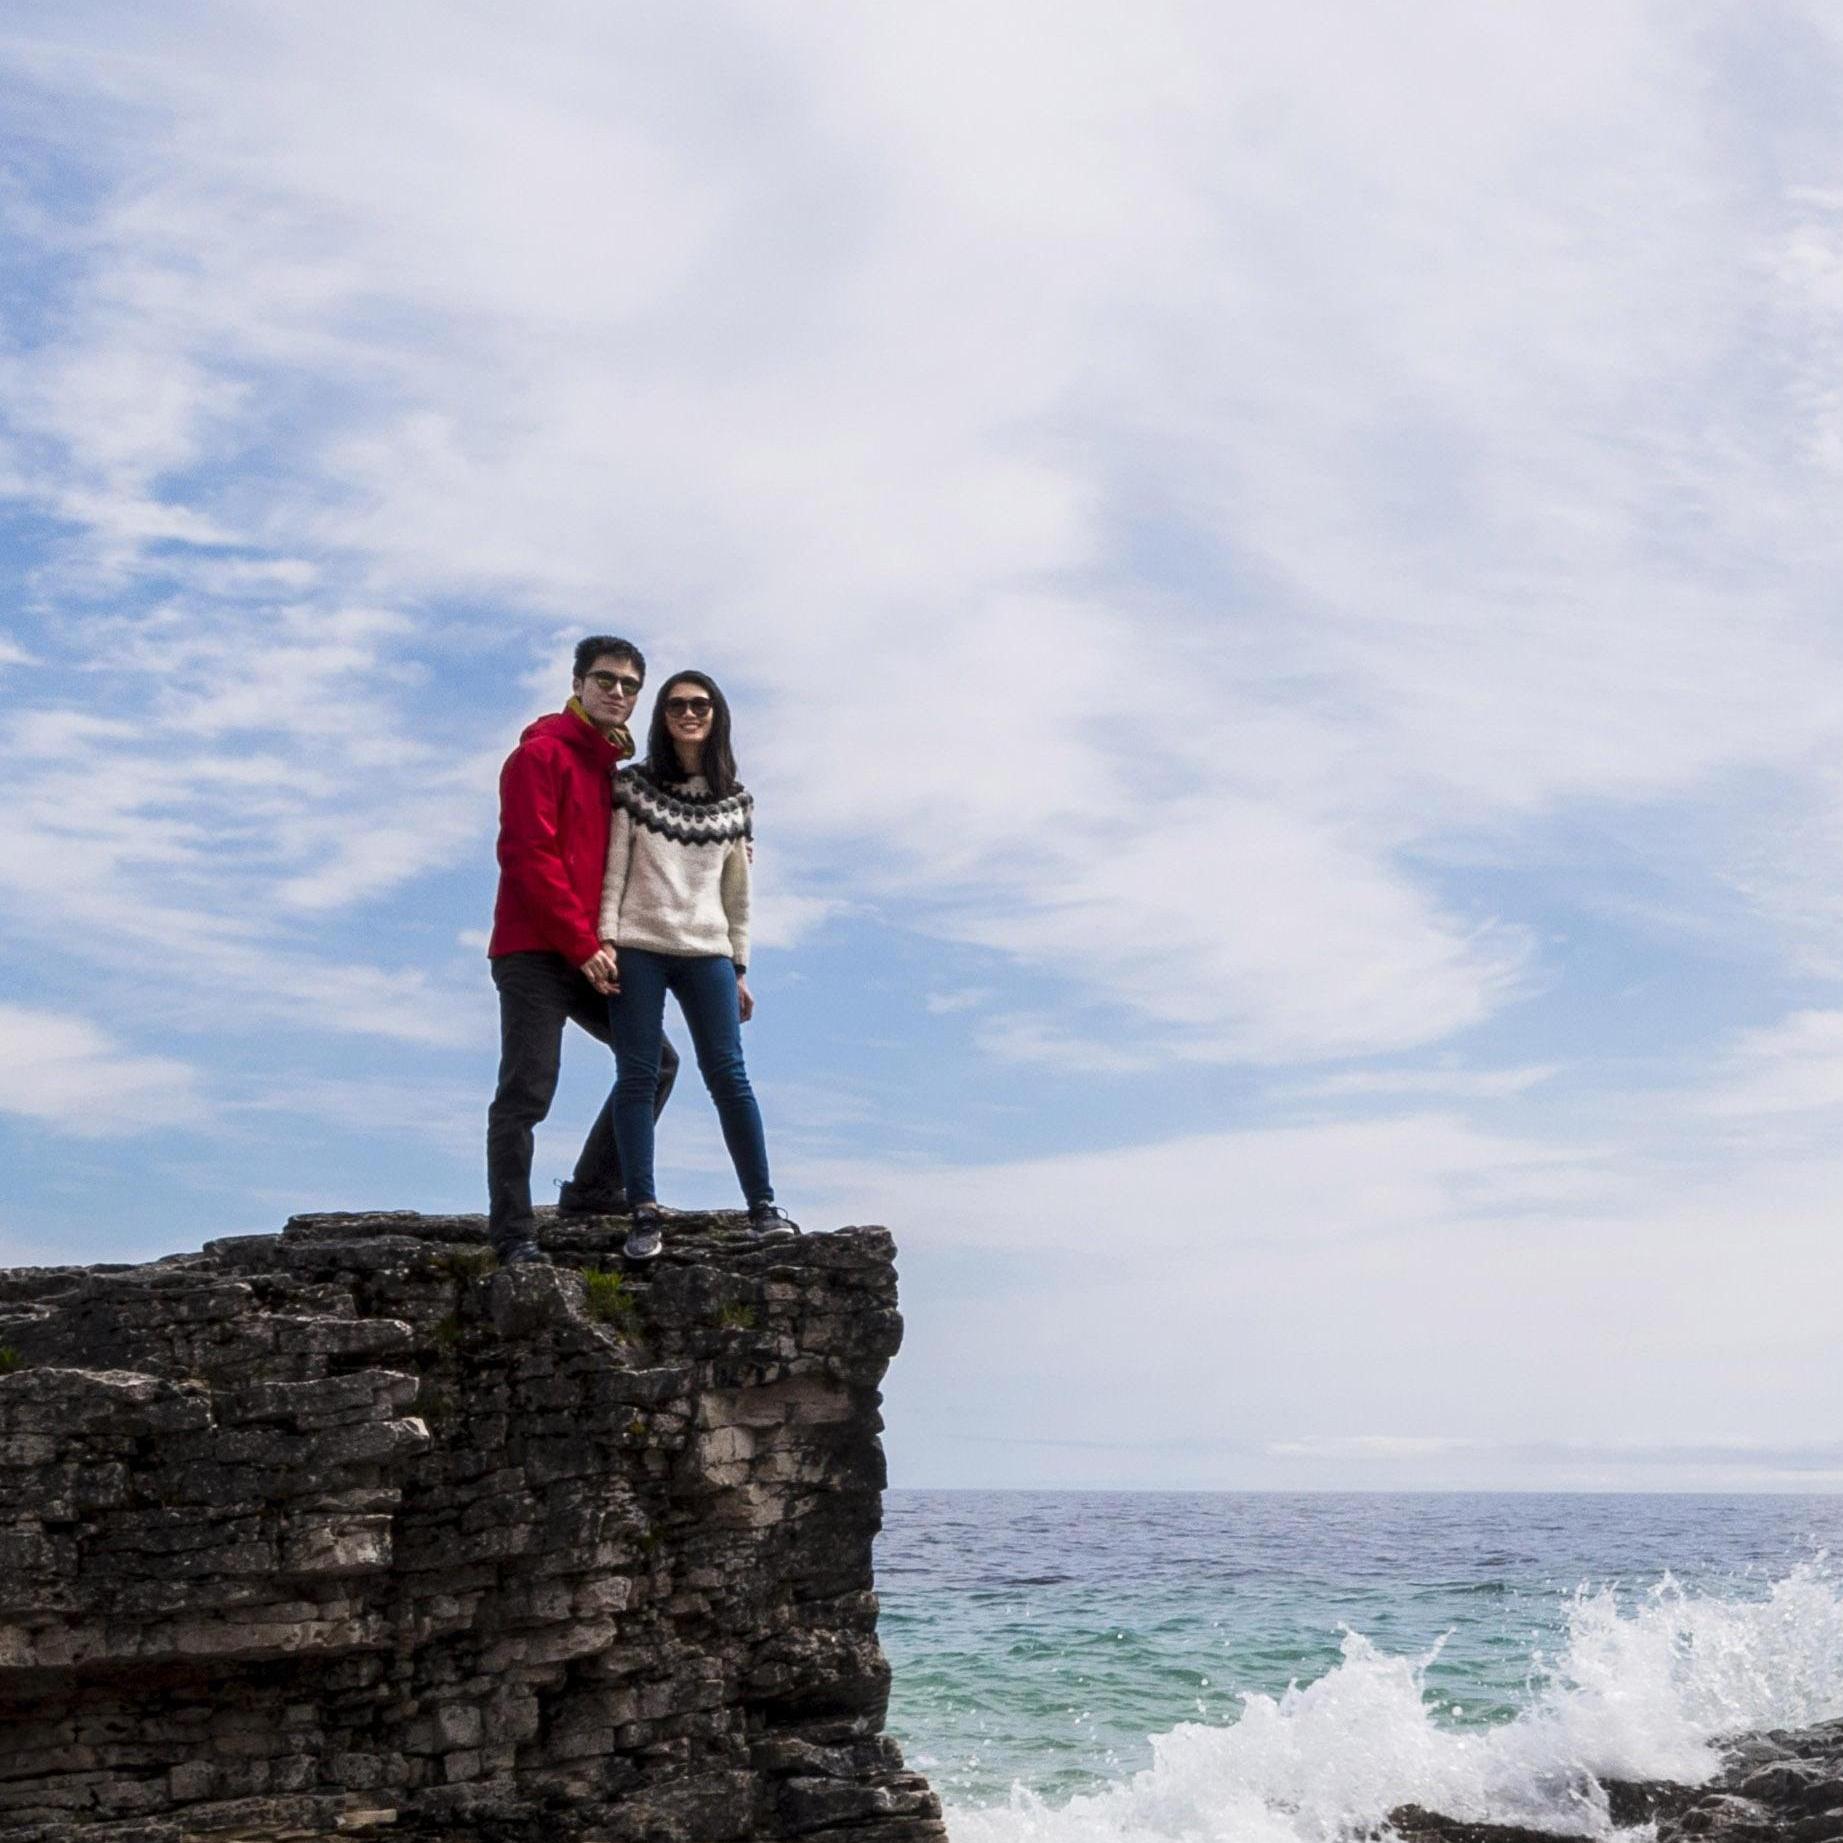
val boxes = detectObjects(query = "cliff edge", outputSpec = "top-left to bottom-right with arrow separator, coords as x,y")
0,1211 -> 945,1843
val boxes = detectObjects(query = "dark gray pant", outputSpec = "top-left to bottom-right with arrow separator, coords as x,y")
486,951 -> 679,1246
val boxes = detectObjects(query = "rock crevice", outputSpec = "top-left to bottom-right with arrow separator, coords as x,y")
0,1211 -> 944,1843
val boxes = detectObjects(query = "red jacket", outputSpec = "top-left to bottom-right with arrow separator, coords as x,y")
488,708 -> 624,965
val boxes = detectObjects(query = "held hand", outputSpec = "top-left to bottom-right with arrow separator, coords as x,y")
736,974 -> 755,1023
580,944 -> 620,996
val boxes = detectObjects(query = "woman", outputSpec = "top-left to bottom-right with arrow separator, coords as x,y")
597,670 -> 797,1260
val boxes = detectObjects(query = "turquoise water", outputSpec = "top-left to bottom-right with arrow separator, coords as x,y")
876,1492 -> 1843,1840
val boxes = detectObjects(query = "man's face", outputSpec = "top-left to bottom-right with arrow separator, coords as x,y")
575,653 -> 643,729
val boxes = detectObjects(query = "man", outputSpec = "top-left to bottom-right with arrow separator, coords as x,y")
485,635 -> 678,1263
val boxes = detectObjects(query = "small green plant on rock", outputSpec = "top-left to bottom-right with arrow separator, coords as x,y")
582,1266 -> 639,1331
431,1314 -> 463,1352
442,1247 -> 498,1281
0,1347 -> 20,1374
715,1302 -> 757,1331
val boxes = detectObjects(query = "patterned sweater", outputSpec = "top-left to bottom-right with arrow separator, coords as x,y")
597,768 -> 753,969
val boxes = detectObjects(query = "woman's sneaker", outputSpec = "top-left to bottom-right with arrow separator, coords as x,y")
496,1237 -> 551,1267
748,1203 -> 800,1239
623,1208 -> 663,1262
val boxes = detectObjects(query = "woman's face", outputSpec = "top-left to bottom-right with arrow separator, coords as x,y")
663,681 -> 715,753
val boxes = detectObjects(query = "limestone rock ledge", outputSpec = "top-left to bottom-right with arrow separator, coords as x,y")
0,1211 -> 946,1843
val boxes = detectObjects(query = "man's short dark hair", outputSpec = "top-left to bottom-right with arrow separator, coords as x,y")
573,635 -> 645,681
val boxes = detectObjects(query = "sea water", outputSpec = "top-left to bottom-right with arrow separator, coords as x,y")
876,1492 -> 1843,1842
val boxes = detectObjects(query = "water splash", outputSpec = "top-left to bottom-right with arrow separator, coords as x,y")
950,1560 -> 1843,1843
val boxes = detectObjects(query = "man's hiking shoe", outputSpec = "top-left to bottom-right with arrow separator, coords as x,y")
748,1203 -> 800,1239
623,1209 -> 663,1263
496,1237 -> 551,1267
557,1179 -> 627,1216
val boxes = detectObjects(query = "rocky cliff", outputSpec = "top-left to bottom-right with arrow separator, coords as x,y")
0,1211 -> 945,1843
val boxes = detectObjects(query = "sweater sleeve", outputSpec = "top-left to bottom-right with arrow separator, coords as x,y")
720,833 -> 751,971
599,800 -> 634,944
497,741 -> 602,966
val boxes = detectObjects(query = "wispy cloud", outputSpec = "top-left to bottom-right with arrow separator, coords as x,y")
3,4 -> 1843,1485
1270,1433 -> 1843,1471
1704,1008 -> 1843,1119
973,1012 -> 1161,1075
225,1072 -> 483,1160
8,4 -> 1840,1067
801,1069 -> 1843,1486
925,987 -> 990,1016
1267,1436 -> 1480,1461
1275,1065 -> 1562,1104
0,1002 -> 200,1135
0,596 -> 493,1043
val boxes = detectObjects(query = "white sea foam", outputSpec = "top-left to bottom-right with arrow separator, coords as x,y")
949,1562 -> 1843,1843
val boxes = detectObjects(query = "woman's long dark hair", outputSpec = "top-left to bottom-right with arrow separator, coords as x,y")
644,669 -> 739,797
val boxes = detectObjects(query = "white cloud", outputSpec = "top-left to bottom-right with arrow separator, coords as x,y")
925,987 -> 989,1015
799,1111 -> 1597,1257
973,1012 -> 1159,1074
1277,1065 -> 1561,1103
0,1003 -> 200,1135
10,3 -> 1841,1066
0,596 -> 494,1044
1698,1008 -> 1843,1150
1266,1435 -> 1485,1462
0,7 -> 1841,1491
794,1076 -> 1843,1487
1267,1432 -> 1843,1471
1260,1434 -> 1843,1492
746,882 -> 844,954
226,1072 -> 482,1160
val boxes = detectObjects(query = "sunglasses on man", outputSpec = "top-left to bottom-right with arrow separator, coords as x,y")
584,670 -> 643,696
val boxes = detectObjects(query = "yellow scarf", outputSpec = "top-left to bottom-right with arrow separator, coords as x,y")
568,696 -> 634,761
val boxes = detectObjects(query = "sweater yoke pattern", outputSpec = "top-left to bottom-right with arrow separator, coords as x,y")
615,767 -> 753,848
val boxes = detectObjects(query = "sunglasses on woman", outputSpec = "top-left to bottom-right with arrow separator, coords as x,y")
665,696 -> 714,718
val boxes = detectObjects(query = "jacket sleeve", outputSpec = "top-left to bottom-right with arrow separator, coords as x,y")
720,832 -> 751,972
497,741 -> 603,966
599,802 -> 633,944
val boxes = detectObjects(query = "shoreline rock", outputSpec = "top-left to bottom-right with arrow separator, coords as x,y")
0,1209 -> 945,1843
1390,1715 -> 1843,1843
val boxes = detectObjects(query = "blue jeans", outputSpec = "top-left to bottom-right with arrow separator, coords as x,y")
609,949 -> 773,1210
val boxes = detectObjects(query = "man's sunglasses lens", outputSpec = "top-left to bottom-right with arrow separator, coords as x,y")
588,672 -> 642,695
665,697 -> 713,717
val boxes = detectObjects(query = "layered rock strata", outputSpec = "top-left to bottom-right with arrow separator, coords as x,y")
0,1211 -> 944,1843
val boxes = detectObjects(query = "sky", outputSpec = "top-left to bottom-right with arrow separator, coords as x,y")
2,0 -> 1841,1492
